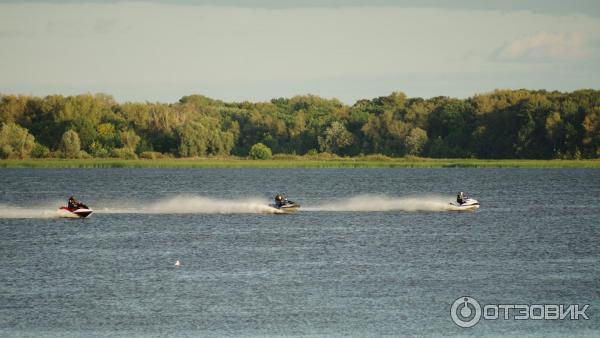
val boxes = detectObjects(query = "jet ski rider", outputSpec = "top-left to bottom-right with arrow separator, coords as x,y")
274,194 -> 287,208
456,192 -> 465,205
68,196 -> 80,210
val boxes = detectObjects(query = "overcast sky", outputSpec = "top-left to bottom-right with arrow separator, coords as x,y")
1,0 -> 599,103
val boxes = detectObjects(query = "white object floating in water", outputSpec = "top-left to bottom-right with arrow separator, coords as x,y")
174,260 -> 181,267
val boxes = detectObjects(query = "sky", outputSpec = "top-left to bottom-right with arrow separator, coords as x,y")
0,0 -> 599,103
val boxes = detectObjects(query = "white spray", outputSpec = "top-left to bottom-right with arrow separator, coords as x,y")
0,203 -> 63,219
304,194 -> 457,212
146,195 -> 281,214
95,195 -> 282,214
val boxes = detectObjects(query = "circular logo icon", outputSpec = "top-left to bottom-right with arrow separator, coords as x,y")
451,296 -> 482,328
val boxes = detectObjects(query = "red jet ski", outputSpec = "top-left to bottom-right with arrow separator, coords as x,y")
58,201 -> 93,218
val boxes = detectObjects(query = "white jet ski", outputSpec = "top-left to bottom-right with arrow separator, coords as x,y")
58,202 -> 93,218
449,193 -> 480,211
269,194 -> 300,214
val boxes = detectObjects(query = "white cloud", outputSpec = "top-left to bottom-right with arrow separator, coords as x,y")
493,31 -> 593,62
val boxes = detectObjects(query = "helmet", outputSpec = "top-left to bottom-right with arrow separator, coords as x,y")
275,195 -> 283,202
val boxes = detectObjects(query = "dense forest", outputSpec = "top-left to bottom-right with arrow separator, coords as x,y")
0,89 -> 599,160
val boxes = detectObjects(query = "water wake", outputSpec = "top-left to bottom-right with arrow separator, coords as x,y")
148,195 -> 281,214
0,204 -> 61,219
96,195 -> 282,214
304,194 -> 456,212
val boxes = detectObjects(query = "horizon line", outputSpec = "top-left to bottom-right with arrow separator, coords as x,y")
2,88 -> 597,105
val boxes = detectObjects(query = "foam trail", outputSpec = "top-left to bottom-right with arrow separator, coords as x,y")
97,195 -> 282,214
148,196 -> 281,214
0,204 -> 61,219
304,194 -> 457,212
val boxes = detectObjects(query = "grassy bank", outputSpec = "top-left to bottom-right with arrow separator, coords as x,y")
1,158 -> 599,168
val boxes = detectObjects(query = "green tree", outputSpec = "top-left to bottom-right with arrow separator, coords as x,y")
404,127 -> 428,156
110,147 -> 138,159
176,122 -> 209,157
0,122 -> 35,159
60,129 -> 81,158
97,123 -> 117,149
249,142 -> 272,159
426,99 -> 475,157
120,129 -> 141,150
31,143 -> 50,158
318,121 -> 355,155
582,107 -> 600,157
545,111 -> 564,157
362,111 -> 408,156
0,95 -> 28,124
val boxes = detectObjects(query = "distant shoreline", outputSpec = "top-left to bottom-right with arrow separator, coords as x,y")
1,158 -> 599,169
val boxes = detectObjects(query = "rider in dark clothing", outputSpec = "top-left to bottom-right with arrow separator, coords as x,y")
456,192 -> 465,205
274,194 -> 287,208
68,196 -> 79,210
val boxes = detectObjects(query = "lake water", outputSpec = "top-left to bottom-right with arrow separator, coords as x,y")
0,168 -> 598,337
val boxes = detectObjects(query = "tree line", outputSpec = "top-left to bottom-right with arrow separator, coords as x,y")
0,89 -> 598,160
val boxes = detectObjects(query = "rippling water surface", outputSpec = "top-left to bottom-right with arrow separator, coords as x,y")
0,168 -> 599,337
